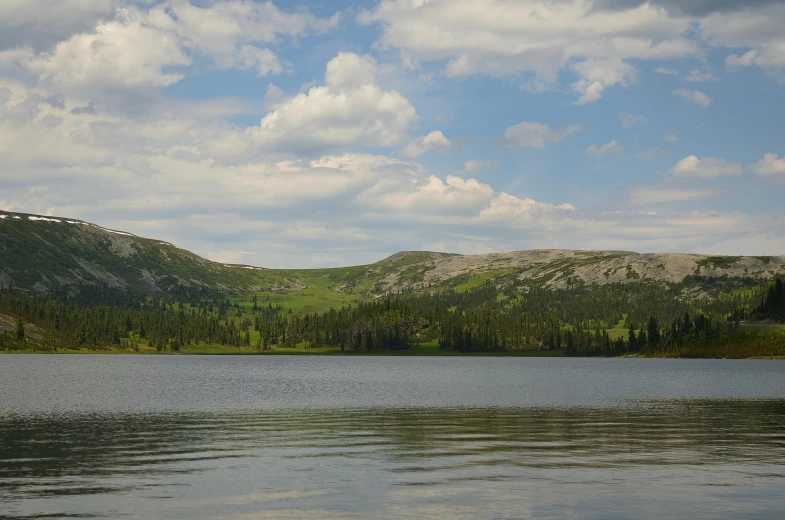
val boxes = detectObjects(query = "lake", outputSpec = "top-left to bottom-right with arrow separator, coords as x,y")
1,356 -> 784,519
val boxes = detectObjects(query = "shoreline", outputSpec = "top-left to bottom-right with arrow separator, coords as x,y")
2,348 -> 782,359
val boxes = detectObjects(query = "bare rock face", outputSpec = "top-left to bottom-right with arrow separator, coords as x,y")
366,250 -> 785,293
0,269 -> 16,290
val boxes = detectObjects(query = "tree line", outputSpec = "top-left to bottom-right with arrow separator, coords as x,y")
1,276 -> 782,357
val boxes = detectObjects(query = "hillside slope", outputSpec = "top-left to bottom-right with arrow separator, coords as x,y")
2,210 -> 784,294
0,211 -> 266,293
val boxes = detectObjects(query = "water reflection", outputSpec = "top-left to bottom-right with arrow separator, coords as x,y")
2,400 -> 784,519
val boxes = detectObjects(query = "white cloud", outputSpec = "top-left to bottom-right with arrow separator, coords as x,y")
725,50 -> 759,68
684,69 -> 716,82
628,186 -> 718,205
0,0 -> 116,51
664,134 -> 679,142
248,52 -> 418,154
587,140 -> 623,157
673,88 -> 712,107
463,159 -> 500,174
3,2 -> 785,265
147,0 -> 339,77
11,1 -> 342,102
402,131 -> 450,158
324,52 -> 377,89
0,83 -> 596,265
701,4 -> 785,76
27,13 -> 191,90
748,153 -> 785,176
503,122 -> 584,148
619,112 -> 648,128
655,66 -> 679,75
571,58 -> 638,104
358,0 -> 698,103
263,83 -> 285,110
668,155 -> 743,178
367,174 -> 495,214
637,148 -> 670,162
478,193 -> 575,224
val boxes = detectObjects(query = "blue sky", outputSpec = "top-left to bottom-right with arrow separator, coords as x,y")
1,0 -> 784,267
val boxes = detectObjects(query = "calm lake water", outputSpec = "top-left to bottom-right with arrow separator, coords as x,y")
1,356 -> 784,519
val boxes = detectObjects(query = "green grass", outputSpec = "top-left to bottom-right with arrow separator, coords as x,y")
232,288 -> 362,315
605,316 -> 629,341
452,270 -> 511,293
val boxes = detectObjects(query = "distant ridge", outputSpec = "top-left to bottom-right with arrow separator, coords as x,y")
2,209 -> 784,294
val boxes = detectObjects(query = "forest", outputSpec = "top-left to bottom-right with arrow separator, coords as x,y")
1,277 -> 784,358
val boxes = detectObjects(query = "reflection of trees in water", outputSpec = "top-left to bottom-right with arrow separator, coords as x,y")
1,400 -> 784,498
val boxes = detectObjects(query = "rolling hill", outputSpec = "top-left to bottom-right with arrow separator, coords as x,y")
2,209 -> 784,296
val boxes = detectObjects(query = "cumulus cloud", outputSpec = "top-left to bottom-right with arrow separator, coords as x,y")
358,0 -> 698,103
684,69 -> 716,82
748,153 -> 785,176
0,0 -> 116,52
655,66 -> 679,75
668,155 -> 744,178
147,0 -> 340,76
479,193 -> 575,223
664,134 -> 679,142
248,52 -> 418,154
8,1 -> 341,103
619,112 -> 648,128
628,186 -> 718,205
502,122 -> 584,148
725,50 -> 760,68
2,1 -> 784,264
637,148 -> 670,161
358,1 -> 785,102
673,88 -> 713,107
0,82 -> 583,263
701,3 -> 785,76
27,13 -> 190,91
571,59 -> 637,104
587,140 -> 623,156
145,0 -> 331,68
401,131 -> 450,158
592,0 -> 784,17
324,52 -> 376,88
367,174 -> 496,214
463,159 -> 500,174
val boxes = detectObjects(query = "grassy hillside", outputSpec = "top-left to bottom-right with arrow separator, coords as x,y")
0,211 -> 268,293
2,210 -> 785,302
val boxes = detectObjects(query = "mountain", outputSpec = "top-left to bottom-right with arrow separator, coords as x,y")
0,211 -> 264,293
2,210 -> 784,295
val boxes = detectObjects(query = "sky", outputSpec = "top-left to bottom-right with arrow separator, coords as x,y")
1,0 -> 784,268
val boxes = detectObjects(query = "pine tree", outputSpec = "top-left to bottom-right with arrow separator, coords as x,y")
628,326 -> 638,352
647,316 -> 661,346
16,318 -> 25,342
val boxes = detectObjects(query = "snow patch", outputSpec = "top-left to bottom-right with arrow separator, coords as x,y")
0,215 -> 7,219
90,224 -> 132,236
67,220 -> 82,224
224,264 -> 262,270
28,216 -> 61,222
12,216 -> 21,219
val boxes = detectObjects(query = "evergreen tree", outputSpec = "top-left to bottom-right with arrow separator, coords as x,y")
647,316 -> 660,346
16,318 -> 25,342
628,326 -> 638,352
